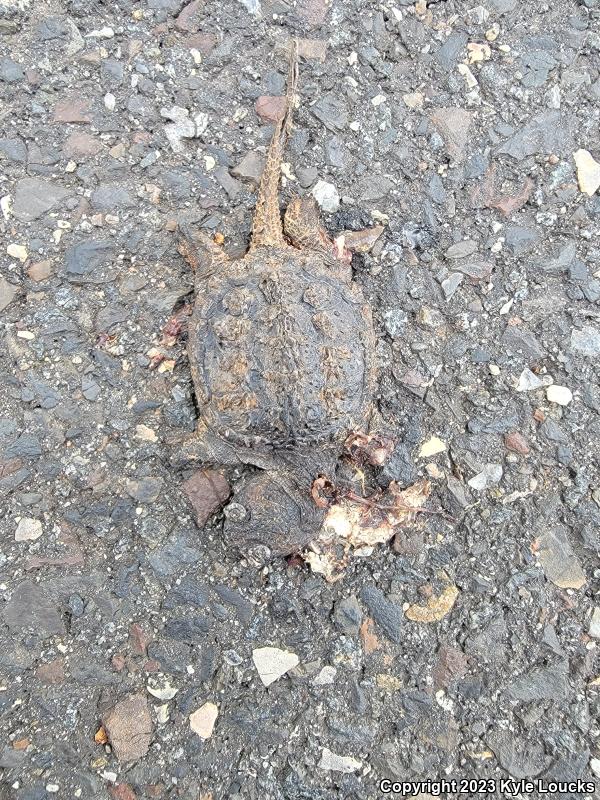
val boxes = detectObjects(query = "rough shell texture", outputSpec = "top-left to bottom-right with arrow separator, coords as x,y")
188,246 -> 375,453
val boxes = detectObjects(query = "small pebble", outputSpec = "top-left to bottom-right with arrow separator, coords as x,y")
252,646 -> 299,686
15,517 -> 43,541
419,436 -> 446,458
546,385 -> 573,406
311,180 -> 340,213
189,702 -> 219,740
7,243 -> 28,262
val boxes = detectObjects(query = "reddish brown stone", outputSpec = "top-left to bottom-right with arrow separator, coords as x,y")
183,469 -> 230,527
25,524 -> 84,571
470,164 -> 534,217
504,431 -> 530,455
175,0 -> 203,31
432,644 -> 469,689
111,653 -> 127,672
0,458 -> 23,479
13,738 -> 29,751
63,131 -> 103,158
27,260 -> 53,282
35,658 -> 65,685
25,68 -> 41,85
342,225 -> 385,254
255,96 -> 286,123
133,131 -> 151,144
144,786 -> 166,799
491,177 -> 534,217
102,693 -> 152,763
53,98 -> 92,123
184,32 -> 218,53
108,785 -> 138,800
143,659 -> 160,673
360,617 -> 380,654
129,622 -> 152,656
296,0 -> 331,26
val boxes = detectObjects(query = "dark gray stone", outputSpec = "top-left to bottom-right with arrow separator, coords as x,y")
487,729 -> 549,779
35,16 -> 71,40
332,595 -> 362,635
0,57 -> 25,82
434,31 -> 468,70
65,239 -> 115,280
147,535 -> 201,577
507,660 -> 569,702
0,137 -> 27,162
3,581 -> 65,638
501,326 -> 545,362
163,577 -> 210,609
162,615 -> 211,641
360,585 -> 403,643
4,433 -> 42,458
13,178 -> 73,222
91,184 -> 134,211
212,585 -> 253,624
497,111 -> 573,160
505,225 -> 540,255
214,166 -> 242,199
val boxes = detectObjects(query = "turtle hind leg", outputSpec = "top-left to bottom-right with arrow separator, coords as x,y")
284,195 -> 329,250
177,229 -> 228,285
284,195 -> 353,275
169,427 -> 280,472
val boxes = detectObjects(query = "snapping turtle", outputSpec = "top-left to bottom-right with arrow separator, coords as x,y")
177,42 -> 376,556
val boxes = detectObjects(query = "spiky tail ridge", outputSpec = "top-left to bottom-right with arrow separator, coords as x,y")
250,39 -> 298,250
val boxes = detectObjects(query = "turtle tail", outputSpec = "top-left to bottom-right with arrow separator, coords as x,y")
249,39 -> 298,250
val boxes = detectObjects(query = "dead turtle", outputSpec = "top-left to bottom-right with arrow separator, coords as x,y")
176,42 -> 376,556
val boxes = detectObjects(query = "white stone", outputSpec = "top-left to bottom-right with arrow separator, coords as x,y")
546,385 -> 572,406
15,518 -> 42,541
147,678 -> 179,700
7,243 -> 28,262
516,368 -> 543,392
574,149 -> 600,197
104,93 -> 116,112
237,0 -> 261,13
468,464 -> 503,491
135,424 -> 157,442
419,436 -> 446,458
313,666 -> 337,685
402,91 -> 424,109
311,180 -> 340,213
252,646 -> 299,686
189,702 -> 218,739
591,757 -> 600,778
86,26 -> 114,38
589,607 -> 600,639
318,747 -> 362,773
